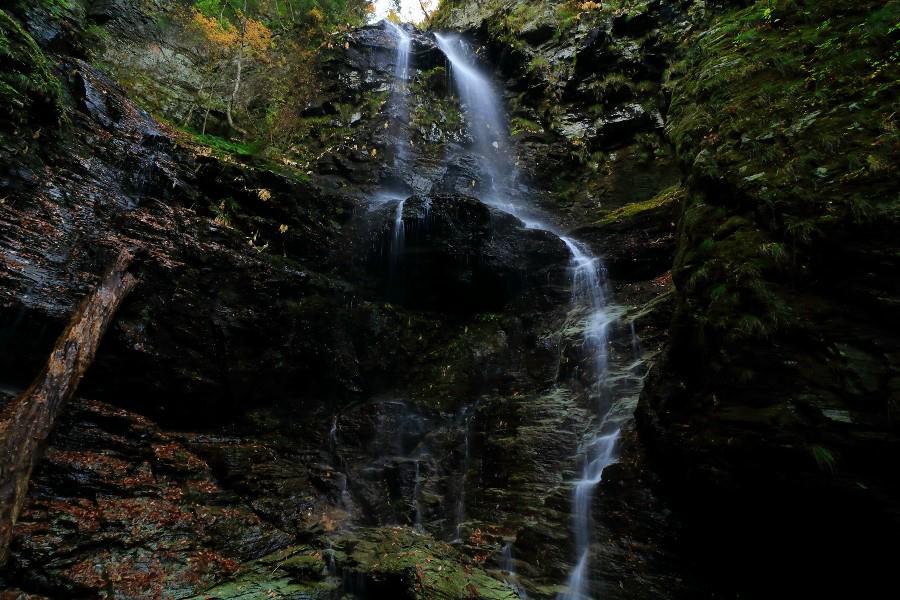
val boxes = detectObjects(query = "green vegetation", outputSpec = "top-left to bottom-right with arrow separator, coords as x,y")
195,131 -> 258,157
0,9 -> 64,153
185,545 -> 337,600
527,54 -> 550,75
88,0 -> 376,162
410,319 -> 505,411
431,0 -> 658,45
510,116 -> 543,136
667,0 -> 899,354
191,0 -> 371,30
810,445 -> 838,474
409,66 -> 464,150
14,0 -> 73,16
339,527 -> 519,600
506,2 -> 546,32
594,185 -> 683,226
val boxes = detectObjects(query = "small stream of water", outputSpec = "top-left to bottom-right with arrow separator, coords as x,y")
434,30 -> 637,600
354,22 -> 642,598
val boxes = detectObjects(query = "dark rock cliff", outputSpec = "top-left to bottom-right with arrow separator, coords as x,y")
639,2 -> 900,596
434,0 -> 900,597
1,0 -> 897,598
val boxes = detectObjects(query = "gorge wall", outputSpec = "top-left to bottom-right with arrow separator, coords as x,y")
432,0 -> 900,597
1,0 -> 898,599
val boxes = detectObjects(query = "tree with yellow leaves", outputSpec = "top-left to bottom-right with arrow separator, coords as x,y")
191,1 -> 272,135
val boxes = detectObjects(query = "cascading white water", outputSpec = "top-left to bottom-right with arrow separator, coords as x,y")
434,31 -> 633,599
383,22 -> 413,282
387,21 -> 411,84
501,543 -> 528,599
433,34 -> 506,190
331,22 -> 417,532
386,21 -> 412,166
557,236 -> 620,600
433,32 -> 543,225
390,199 -> 406,278
455,405 -> 473,542
501,543 -> 514,574
329,415 -> 339,452
561,237 -> 612,390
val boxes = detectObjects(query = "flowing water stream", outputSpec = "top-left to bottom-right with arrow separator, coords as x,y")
433,30 -> 635,600
386,21 -> 412,165
358,22 -> 639,598
384,22 -> 414,287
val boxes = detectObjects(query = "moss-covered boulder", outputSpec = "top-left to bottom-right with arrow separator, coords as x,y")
369,195 -> 570,314
187,546 -> 337,600
337,527 -> 519,600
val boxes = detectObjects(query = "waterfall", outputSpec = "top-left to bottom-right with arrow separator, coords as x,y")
557,237 -> 621,600
377,21 -> 414,293
341,24 -> 417,531
433,34 -> 506,193
454,405 -> 473,542
433,33 -> 546,226
501,543 -> 527,599
434,31 -> 633,599
386,21 -> 412,166
389,199 -> 406,280
329,415 -> 338,452
561,237 -> 612,392
387,21 -> 411,84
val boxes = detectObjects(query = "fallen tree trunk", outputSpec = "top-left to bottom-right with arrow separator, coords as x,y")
0,249 -> 138,564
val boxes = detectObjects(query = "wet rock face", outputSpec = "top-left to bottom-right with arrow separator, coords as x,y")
1,5 -> 687,600
369,195 -> 570,313
0,8 -> 65,157
343,25 -> 443,84
1,395 -> 291,598
573,186 -> 682,282
633,2 -> 900,595
434,0 -> 900,597
0,57 -> 370,423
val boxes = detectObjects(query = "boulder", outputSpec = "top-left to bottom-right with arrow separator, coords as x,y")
369,195 -> 570,313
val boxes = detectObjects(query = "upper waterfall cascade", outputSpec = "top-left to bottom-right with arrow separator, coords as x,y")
369,24 -> 645,599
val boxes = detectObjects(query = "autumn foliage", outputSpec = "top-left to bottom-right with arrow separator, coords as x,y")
173,0 -> 371,143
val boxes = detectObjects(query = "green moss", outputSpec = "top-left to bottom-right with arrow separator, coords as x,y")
186,546 -> 337,600
554,3 -> 581,36
13,0 -> 72,17
510,116 -> 543,136
526,55 -> 549,75
594,185 -> 684,226
339,527 -> 518,600
667,0 -> 899,232
506,2 -> 546,33
0,9 -> 65,151
666,0 -> 899,361
409,67 -> 464,150
188,130 -> 261,157
409,320 -> 505,412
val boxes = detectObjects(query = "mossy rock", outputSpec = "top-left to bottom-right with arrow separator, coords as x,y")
0,8 -> 64,152
186,546 -> 338,600
665,0 -> 900,352
338,527 -> 519,599
594,184 -> 684,227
